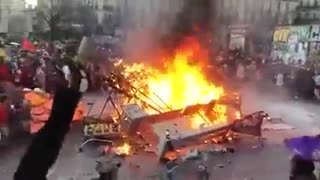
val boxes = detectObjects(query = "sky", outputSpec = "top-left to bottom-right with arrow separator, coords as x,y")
25,0 -> 37,8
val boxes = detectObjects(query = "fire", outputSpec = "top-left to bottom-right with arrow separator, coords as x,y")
147,53 -> 223,108
114,143 -> 131,156
190,104 -> 227,129
235,111 -> 241,119
117,37 -> 227,129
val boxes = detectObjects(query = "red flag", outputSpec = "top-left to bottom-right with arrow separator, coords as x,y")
22,38 -> 36,52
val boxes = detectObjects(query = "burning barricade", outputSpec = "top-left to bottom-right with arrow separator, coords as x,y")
88,38 -> 245,159
83,37 -> 269,164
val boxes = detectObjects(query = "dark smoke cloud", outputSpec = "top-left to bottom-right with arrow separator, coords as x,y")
162,0 -> 212,50
121,0 -> 212,62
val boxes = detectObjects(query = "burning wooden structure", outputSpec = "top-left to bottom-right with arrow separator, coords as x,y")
97,70 -> 243,158
92,37 -> 255,159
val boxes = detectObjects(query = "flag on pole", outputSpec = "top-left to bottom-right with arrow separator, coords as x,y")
22,37 -> 36,52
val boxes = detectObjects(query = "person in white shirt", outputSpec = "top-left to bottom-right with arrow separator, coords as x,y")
314,73 -> 320,100
62,65 -> 71,88
35,65 -> 46,90
79,69 -> 88,93
236,62 -> 245,80
276,73 -> 284,87
62,61 -> 88,93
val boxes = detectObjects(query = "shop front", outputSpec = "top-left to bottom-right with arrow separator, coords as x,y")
228,25 -> 249,52
308,25 -> 320,60
271,25 -> 310,64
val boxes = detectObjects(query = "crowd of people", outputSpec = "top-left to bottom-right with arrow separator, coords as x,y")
0,39 -> 104,93
0,37 -> 115,145
1,36 -> 320,179
215,48 -> 320,101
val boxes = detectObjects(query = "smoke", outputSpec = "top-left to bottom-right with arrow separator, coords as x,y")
120,0 -> 213,64
120,0 -> 184,62
166,0 -> 212,48
122,28 -> 161,63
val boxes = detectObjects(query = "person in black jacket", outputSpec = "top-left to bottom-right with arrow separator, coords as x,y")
14,62 -> 83,180
290,155 -> 317,180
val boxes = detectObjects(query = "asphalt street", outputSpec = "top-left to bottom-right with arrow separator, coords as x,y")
0,82 -> 319,180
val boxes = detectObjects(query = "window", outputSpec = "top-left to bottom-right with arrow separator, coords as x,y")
86,0 -> 95,7
302,0 -> 307,7
313,12 -> 317,19
310,0 -> 316,7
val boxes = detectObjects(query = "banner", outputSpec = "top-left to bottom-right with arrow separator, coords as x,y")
273,27 -> 289,43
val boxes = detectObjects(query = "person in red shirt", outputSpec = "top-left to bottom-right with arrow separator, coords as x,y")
0,57 -> 10,82
0,95 -> 9,140
19,60 -> 35,89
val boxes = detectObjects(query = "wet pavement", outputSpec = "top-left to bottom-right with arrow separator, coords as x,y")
0,82 -> 319,180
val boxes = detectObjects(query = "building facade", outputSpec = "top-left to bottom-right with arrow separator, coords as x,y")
0,0 -> 34,34
271,0 -> 320,62
295,0 -> 320,24
213,0 -> 300,54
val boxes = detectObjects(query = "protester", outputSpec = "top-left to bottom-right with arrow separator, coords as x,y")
0,57 -> 11,82
276,73 -> 284,87
87,62 -> 95,90
35,61 -> 46,90
236,62 -> 245,80
198,165 -> 210,180
45,60 -> 67,93
304,69 -> 316,100
62,60 -> 72,87
314,72 -> 320,100
14,63 -> 83,180
79,68 -> 88,93
19,60 -> 35,89
95,161 -> 121,180
0,95 -> 9,143
294,68 -> 314,99
290,155 -> 317,180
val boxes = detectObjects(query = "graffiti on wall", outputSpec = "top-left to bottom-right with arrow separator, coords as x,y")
309,25 -> 320,42
273,27 -> 289,43
288,26 -> 310,44
272,42 -> 288,52
272,26 -> 310,64
308,25 -> 320,60
309,42 -> 320,60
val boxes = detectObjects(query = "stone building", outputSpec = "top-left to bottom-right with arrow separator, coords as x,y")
213,0 -> 299,54
0,0 -> 34,34
294,0 -> 320,24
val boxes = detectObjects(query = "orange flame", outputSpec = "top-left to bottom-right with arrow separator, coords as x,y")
118,37 -> 227,129
114,143 -> 131,156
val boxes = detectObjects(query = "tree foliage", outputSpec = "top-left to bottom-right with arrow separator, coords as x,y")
36,0 -> 98,39
74,2 -> 98,36
37,0 -> 72,40
101,6 -> 121,35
